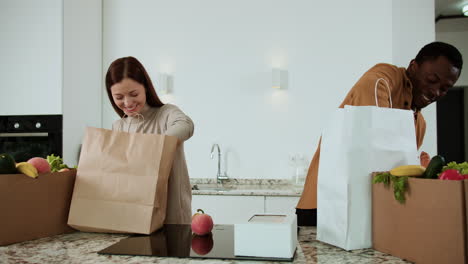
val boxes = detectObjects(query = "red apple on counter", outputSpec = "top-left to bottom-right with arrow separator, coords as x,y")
191,232 -> 214,255
191,209 -> 214,235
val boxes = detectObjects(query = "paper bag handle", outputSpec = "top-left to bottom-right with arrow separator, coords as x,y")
374,78 -> 393,108
118,113 -> 145,133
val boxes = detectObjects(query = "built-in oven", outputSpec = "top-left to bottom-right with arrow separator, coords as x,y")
0,115 -> 62,162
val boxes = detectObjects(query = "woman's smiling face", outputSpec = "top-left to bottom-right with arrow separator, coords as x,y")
110,78 -> 147,116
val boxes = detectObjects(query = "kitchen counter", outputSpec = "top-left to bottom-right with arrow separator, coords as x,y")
0,227 -> 409,263
191,178 -> 303,197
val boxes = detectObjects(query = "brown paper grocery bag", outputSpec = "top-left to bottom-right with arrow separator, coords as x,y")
67,127 -> 177,234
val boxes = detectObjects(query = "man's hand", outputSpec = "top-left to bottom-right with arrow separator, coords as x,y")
420,151 -> 430,168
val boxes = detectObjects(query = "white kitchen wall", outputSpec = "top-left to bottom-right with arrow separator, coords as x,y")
63,0 -> 103,166
436,18 -> 468,86
0,0 -> 62,115
101,0 -> 435,180
0,1 -> 441,178
392,0 -> 437,157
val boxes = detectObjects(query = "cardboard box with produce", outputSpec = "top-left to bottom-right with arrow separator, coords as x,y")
0,153 -> 76,246
372,156 -> 468,264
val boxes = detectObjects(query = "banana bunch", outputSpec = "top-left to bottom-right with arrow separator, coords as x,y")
16,162 -> 39,178
390,165 -> 426,177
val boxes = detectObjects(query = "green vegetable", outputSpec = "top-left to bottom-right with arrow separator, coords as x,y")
0,153 -> 17,174
373,172 -> 408,204
441,161 -> 468,176
423,155 -> 446,179
373,172 -> 391,186
46,154 -> 71,172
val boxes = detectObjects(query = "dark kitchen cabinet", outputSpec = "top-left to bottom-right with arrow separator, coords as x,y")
437,86 -> 467,163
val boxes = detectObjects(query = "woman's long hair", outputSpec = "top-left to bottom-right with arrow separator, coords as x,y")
105,56 -> 164,117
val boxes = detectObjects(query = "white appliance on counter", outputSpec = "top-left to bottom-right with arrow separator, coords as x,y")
234,214 -> 297,259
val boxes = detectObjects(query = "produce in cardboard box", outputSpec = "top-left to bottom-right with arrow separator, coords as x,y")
374,157 -> 468,204
374,163 -> 427,204
27,157 -> 51,174
438,169 -> 466,180
390,165 -> 426,177
0,153 -> 16,174
438,161 -> 468,180
46,154 -> 71,172
423,155 -> 446,179
441,161 -> 468,175
16,162 -> 38,178
373,172 -> 409,203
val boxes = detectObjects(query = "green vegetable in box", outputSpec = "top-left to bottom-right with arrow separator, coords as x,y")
373,172 -> 408,204
0,153 -> 17,174
423,155 -> 446,179
441,161 -> 468,176
46,154 -> 72,172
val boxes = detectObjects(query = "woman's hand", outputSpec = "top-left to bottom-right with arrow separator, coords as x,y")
420,151 -> 430,168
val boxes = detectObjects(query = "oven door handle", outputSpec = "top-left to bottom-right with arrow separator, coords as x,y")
0,132 -> 49,137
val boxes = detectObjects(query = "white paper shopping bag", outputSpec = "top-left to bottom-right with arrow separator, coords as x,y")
316,93 -> 419,250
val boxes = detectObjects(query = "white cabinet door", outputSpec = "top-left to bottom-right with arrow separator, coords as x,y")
192,195 -> 264,224
264,196 -> 300,217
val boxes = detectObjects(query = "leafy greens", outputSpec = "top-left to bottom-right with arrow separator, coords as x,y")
46,154 -> 70,172
441,161 -> 468,175
373,172 -> 408,204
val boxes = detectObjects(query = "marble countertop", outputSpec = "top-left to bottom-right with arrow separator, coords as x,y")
0,227 -> 410,264
191,178 -> 303,197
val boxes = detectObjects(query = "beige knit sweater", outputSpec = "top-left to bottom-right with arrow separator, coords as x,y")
112,104 -> 194,224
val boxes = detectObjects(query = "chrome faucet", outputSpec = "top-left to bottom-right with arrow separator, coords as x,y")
210,143 -> 228,184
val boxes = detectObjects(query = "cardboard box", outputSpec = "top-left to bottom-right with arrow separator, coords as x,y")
0,170 -> 77,246
372,175 -> 468,264
234,214 -> 297,259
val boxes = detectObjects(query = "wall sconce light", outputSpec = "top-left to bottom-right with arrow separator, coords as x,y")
463,5 -> 468,16
156,73 -> 173,95
272,68 -> 288,90
272,68 -> 281,89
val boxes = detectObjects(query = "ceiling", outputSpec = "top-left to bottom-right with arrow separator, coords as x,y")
435,0 -> 468,31
435,0 -> 468,16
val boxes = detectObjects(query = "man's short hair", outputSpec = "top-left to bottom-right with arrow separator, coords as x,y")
415,41 -> 463,71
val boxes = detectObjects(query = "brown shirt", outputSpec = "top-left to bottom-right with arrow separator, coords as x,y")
297,63 -> 426,209
113,104 -> 194,224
